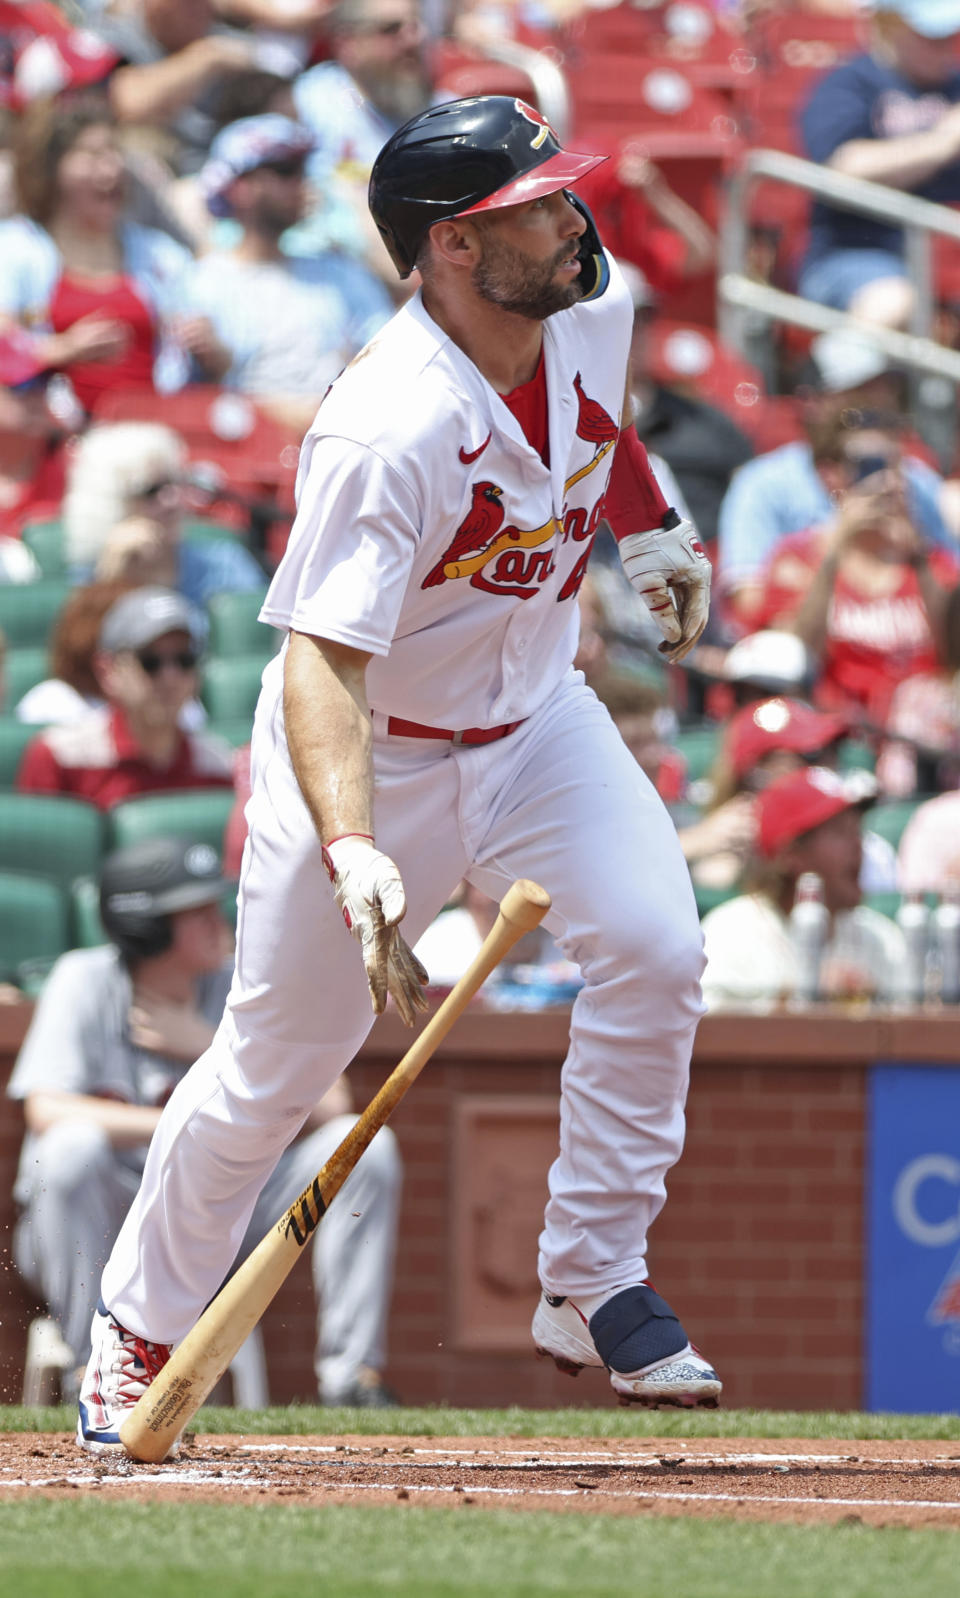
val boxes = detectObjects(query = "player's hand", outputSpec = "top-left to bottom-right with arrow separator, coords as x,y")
322,835 -> 429,1026
617,513 -> 712,663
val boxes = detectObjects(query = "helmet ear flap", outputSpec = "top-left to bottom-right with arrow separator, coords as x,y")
564,191 -> 609,302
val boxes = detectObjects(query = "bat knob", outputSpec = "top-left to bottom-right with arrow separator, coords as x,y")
498,879 -> 551,934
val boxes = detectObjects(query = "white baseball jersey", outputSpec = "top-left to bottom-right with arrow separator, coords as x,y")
259,255 -> 633,730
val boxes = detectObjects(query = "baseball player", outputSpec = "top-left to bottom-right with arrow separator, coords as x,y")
78,96 -> 719,1453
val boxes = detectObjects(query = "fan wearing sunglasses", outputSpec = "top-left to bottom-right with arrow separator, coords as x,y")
182,114 -> 393,434
17,586 -> 234,809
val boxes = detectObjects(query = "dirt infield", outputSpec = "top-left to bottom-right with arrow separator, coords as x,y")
3,1434 -> 960,1528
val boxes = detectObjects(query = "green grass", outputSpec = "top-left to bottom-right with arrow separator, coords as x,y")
2,1502 -> 959,1598
4,1403 -> 960,1440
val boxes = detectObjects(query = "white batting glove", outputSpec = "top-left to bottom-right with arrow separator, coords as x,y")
617,512 -> 712,664
322,835 -> 429,1026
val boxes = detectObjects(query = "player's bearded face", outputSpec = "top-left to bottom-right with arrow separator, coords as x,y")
471,223 -> 583,320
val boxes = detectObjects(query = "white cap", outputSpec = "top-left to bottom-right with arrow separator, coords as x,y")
811,328 -> 890,393
723,629 -> 814,693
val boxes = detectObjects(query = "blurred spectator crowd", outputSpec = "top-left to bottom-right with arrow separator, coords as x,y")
1,0 -> 960,1015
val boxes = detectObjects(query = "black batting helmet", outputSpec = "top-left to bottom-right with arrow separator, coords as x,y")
100,836 -> 226,966
368,95 -> 610,299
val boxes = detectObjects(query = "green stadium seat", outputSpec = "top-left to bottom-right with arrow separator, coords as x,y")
863,891 -> 901,922
206,717 -> 254,748
21,518 -> 67,577
866,800 -> 920,851
0,578 -> 71,647
182,517 -> 251,546
0,793 -> 103,892
201,655 -> 267,721
674,723 -> 722,785
695,883 -> 738,919
206,589 -> 276,659
70,875 -> 106,947
0,717 -> 40,787
105,788 -> 235,857
837,736 -> 876,775
0,870 -> 70,985
4,648 -> 49,708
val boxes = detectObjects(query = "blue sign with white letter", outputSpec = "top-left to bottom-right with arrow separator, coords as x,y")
868,1065 -> 960,1412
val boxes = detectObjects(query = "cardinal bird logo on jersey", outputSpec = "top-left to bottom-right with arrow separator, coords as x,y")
422,482 -> 506,587
573,371 -> 618,445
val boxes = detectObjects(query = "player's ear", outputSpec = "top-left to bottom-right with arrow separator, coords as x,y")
428,217 -> 482,270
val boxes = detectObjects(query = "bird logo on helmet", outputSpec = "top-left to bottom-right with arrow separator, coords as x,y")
368,94 -> 610,299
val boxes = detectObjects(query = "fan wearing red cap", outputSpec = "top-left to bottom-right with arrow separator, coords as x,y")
682,697 -> 854,893
699,765 -> 908,1010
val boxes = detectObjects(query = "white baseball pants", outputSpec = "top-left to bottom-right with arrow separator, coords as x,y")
102,670 -> 704,1344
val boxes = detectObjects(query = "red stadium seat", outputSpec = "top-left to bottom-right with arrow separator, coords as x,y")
572,58 -> 742,154
431,41 -> 539,105
91,386 -> 301,562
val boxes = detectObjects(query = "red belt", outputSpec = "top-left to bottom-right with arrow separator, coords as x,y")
386,715 -> 525,746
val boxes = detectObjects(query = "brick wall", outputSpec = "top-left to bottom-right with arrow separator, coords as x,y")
2,1004 -> 957,1411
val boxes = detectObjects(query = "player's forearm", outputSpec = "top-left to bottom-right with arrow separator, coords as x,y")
23,1091 -> 161,1147
283,630 -> 376,843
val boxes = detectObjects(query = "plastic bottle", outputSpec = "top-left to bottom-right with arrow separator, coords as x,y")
932,888 -> 960,1005
789,872 -> 828,1006
896,892 -> 930,1007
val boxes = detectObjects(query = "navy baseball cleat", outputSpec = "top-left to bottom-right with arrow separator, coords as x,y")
532,1283 -> 722,1408
77,1300 -> 176,1456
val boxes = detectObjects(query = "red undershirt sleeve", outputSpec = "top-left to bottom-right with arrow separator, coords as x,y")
603,425 -> 672,543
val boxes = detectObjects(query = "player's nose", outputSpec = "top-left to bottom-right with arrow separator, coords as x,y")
559,193 -> 587,238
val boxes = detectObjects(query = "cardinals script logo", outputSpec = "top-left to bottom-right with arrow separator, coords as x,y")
422,372 -> 618,601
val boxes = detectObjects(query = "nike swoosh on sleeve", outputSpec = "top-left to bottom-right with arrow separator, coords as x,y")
459,432 -> 492,464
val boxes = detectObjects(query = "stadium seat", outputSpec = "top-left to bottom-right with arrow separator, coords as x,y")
206,589 -> 276,659
674,722 -> 722,784
21,518 -> 67,578
105,788 -> 236,857
70,875 -> 106,948
206,717 -> 254,748
695,882 -> 737,919
202,655 -> 268,721
0,717 -> 41,787
91,386 -> 300,563
0,870 -> 70,986
0,793 -> 103,892
647,322 -> 772,437
3,648 -> 49,709
431,40 -> 539,104
571,60 -> 742,156
863,891 -> 901,923
0,578 -> 71,647
865,800 -> 920,851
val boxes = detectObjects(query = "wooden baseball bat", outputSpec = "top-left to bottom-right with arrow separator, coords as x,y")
119,877 -> 552,1462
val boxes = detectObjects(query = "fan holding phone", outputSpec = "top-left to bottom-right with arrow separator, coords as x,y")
744,411 -> 959,728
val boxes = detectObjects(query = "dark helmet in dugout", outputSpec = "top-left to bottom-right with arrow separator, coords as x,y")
368,95 -> 610,299
100,836 -> 226,965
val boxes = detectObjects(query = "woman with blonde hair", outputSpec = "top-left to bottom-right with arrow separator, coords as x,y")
63,421 -> 264,603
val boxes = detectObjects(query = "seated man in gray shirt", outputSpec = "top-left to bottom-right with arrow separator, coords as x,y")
7,836 -> 401,1407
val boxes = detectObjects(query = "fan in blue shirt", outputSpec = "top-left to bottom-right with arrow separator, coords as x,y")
798,0 -> 960,326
